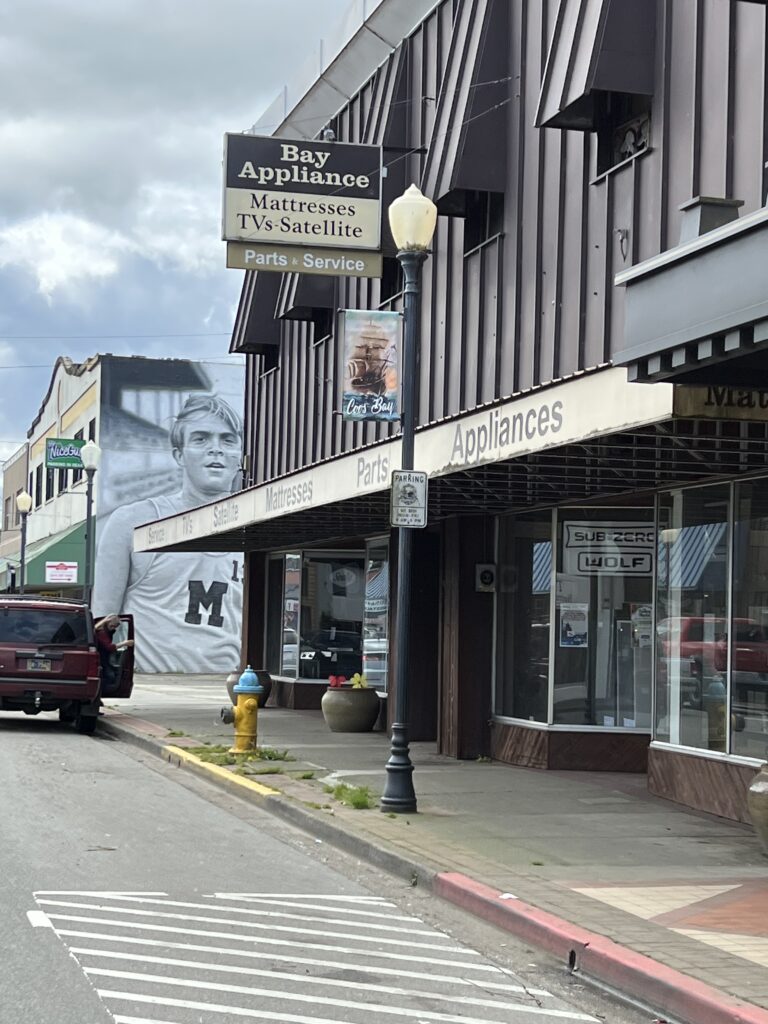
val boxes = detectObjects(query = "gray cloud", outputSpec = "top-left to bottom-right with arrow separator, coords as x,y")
0,0 -> 346,281
0,0 -> 347,472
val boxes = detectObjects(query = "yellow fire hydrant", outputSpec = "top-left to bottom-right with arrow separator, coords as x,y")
228,666 -> 264,754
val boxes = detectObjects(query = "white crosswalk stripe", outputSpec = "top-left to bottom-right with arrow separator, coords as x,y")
33,891 -> 600,1024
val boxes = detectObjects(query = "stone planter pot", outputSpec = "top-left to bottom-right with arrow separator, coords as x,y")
226,670 -> 272,708
748,763 -> 768,856
321,686 -> 379,733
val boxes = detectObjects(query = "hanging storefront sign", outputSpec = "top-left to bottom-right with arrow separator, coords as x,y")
45,561 -> 78,583
222,134 -> 382,251
45,438 -> 85,469
562,522 -> 655,577
342,310 -> 400,421
226,241 -> 383,278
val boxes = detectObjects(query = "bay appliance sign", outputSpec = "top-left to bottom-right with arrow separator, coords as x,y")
223,133 -> 382,252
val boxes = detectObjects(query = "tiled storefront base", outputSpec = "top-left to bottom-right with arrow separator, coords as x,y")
648,744 -> 760,823
272,677 -> 325,710
490,720 -> 649,772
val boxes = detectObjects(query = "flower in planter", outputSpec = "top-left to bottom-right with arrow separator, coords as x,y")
350,673 -> 368,689
328,675 -> 348,688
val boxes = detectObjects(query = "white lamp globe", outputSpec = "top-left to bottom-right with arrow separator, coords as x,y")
80,439 -> 102,472
15,490 -> 32,515
388,184 -> 438,252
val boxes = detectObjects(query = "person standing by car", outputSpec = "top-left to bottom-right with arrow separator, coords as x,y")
94,615 -> 134,693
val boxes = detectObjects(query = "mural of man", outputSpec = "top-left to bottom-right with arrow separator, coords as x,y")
92,393 -> 244,673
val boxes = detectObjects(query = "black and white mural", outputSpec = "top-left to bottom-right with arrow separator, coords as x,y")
91,357 -> 244,674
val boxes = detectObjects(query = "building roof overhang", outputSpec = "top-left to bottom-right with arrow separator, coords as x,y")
134,367 -> 683,554
614,205 -> 768,384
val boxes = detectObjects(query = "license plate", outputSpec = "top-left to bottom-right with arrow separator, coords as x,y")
26,658 -> 51,671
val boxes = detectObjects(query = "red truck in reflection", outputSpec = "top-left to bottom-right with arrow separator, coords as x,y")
658,616 -> 768,705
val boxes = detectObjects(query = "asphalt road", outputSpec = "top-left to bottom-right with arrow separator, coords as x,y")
0,712 -> 659,1024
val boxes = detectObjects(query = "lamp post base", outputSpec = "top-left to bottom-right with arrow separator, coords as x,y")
380,722 -> 417,813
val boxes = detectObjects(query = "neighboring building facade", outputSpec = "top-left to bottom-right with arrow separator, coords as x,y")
1,354 -> 245,674
136,0 -> 768,821
0,444 -> 30,589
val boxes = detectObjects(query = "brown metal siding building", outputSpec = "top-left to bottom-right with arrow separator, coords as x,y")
137,0 -> 768,823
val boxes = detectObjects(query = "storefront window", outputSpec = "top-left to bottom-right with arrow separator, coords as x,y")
281,553 -> 301,677
363,540 -> 389,692
553,509 -> 654,728
264,556 -> 284,675
495,511 -> 552,722
299,553 -> 364,679
731,480 -> 768,759
655,485 -> 729,751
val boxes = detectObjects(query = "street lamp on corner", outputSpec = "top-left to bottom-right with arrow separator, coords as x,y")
81,439 -> 101,605
15,490 -> 32,595
380,183 -> 438,815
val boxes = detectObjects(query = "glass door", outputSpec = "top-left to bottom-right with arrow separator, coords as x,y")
554,509 -> 655,728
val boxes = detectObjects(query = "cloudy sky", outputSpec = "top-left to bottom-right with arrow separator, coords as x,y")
0,0 -> 344,461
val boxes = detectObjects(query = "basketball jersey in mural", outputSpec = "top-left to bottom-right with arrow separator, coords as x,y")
124,495 -> 243,673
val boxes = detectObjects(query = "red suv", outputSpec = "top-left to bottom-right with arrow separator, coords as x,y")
0,597 -> 134,733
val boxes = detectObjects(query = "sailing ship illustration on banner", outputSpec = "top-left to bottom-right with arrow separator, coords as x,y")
341,309 -> 401,422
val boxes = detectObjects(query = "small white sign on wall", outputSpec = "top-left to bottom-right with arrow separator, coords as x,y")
45,561 -> 78,584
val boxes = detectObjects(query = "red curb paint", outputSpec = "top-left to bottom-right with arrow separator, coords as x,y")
435,872 -> 768,1024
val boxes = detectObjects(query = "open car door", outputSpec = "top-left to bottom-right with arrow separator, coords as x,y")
108,615 -> 135,699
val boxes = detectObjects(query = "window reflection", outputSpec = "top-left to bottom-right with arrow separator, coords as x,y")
496,511 -> 551,722
731,480 -> 768,759
281,553 -> 301,677
553,510 -> 654,728
363,541 -> 389,692
655,487 -> 729,751
299,554 -> 364,679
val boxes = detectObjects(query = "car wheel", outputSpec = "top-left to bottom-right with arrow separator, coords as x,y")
58,704 -> 76,724
75,711 -> 98,735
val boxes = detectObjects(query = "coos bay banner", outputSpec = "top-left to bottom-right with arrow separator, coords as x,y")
341,309 -> 401,422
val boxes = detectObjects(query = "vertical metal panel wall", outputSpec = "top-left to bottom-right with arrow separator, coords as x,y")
244,0 -> 768,488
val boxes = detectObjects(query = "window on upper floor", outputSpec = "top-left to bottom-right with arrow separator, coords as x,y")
72,428 -> 84,484
58,468 -> 68,494
88,417 -> 96,441
378,257 -> 402,305
34,464 -> 43,508
4,496 -> 11,532
311,308 -> 333,344
463,190 -> 504,254
594,92 -> 652,177
14,489 -> 22,527
45,467 -> 54,502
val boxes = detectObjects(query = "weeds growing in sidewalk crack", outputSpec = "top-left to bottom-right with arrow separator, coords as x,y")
323,782 -> 375,809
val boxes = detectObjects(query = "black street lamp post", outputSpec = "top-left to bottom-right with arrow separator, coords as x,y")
15,490 -> 32,594
380,184 -> 437,815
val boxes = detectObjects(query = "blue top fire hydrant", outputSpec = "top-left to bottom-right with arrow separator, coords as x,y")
229,666 -> 264,754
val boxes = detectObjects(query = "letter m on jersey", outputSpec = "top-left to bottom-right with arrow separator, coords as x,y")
185,580 -> 228,627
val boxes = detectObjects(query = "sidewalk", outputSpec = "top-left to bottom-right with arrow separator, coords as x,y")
102,675 -> 768,1024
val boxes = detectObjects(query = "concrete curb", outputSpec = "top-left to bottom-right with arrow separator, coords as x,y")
102,712 -> 768,1024
434,873 -> 768,1024
101,714 -> 438,889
